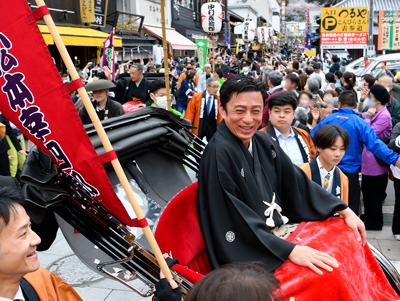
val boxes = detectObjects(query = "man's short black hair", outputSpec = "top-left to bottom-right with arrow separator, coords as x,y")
305,66 -> 314,75
326,72 -> 335,83
334,70 -> 343,79
338,90 -> 356,107
268,91 -> 298,110
149,79 -> 166,94
219,75 -> 266,111
0,186 -> 24,233
332,55 -> 340,63
313,62 -> 322,70
314,125 -> 350,150
215,68 -> 224,79
285,74 -> 299,86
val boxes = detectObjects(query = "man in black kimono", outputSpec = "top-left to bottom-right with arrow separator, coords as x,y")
104,64 -> 152,106
197,75 -> 366,275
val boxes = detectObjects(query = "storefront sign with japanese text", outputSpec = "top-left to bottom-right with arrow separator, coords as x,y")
321,7 -> 368,45
80,0 -> 95,23
378,11 -> 400,51
90,0 -> 108,27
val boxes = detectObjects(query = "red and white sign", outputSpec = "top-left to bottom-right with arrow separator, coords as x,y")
321,32 -> 367,45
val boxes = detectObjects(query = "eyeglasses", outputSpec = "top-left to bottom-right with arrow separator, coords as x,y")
209,85 -> 219,89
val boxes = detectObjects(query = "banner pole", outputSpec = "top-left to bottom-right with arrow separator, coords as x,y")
111,27 -> 115,81
160,0 -> 171,111
212,35 -> 215,73
34,0 -> 174,282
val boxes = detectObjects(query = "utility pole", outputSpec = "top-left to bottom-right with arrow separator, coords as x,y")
367,0 -> 374,56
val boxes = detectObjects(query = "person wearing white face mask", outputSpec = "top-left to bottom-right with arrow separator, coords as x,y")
242,66 -> 253,77
360,84 -> 393,231
377,75 -> 400,126
360,75 -> 400,126
149,79 -> 182,117
359,74 -> 375,112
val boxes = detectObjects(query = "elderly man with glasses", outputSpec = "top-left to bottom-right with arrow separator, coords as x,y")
184,77 -> 223,142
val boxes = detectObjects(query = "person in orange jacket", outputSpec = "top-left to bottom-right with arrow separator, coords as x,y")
300,124 -> 350,205
177,62 -> 199,89
0,185 -> 83,301
260,91 -> 316,166
184,77 -> 223,141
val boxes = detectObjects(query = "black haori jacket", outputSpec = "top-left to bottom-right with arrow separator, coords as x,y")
197,120 -> 348,272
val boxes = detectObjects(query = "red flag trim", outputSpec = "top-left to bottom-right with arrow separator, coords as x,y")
0,1 -> 136,226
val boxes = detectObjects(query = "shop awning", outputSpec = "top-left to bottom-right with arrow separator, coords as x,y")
143,25 -> 196,50
38,25 -> 123,47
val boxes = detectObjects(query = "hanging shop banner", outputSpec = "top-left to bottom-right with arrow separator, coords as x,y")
321,7 -> 368,45
195,39 -> 208,71
378,11 -> 400,51
90,0 -> 108,27
201,2 -> 223,33
257,27 -> 268,44
242,20 -> 256,42
80,0 -> 95,23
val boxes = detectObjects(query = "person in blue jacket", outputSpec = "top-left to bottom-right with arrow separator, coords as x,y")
177,69 -> 197,114
311,90 -> 400,215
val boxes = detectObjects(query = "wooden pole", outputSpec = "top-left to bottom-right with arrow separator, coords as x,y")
262,43 -> 264,58
160,0 -> 171,111
212,35 -> 215,74
34,0 -> 173,282
111,27 -> 115,81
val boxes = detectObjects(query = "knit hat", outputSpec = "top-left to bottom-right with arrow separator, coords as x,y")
370,84 -> 390,105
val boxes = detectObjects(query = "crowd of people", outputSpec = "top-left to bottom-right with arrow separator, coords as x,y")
1,44 -> 400,300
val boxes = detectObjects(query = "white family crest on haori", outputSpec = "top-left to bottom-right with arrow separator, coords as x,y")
226,231 -> 235,242
263,193 -> 289,228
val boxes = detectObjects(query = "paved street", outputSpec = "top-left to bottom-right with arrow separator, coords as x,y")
37,181 -> 400,301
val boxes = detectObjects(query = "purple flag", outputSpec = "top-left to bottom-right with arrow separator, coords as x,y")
305,8 -> 312,50
102,32 -> 115,80
305,31 -> 312,50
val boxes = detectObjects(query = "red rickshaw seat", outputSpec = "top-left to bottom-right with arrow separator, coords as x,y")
155,182 -> 211,276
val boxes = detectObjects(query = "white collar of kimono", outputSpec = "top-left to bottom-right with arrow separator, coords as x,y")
247,138 -> 253,157
135,77 -> 143,87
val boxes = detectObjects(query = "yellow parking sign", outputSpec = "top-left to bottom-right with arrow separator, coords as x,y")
321,7 -> 368,33
321,7 -> 368,45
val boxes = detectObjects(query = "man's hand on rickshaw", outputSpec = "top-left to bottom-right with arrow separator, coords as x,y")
288,245 -> 339,275
336,207 -> 367,247
153,269 -> 182,301
152,254 -> 182,301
